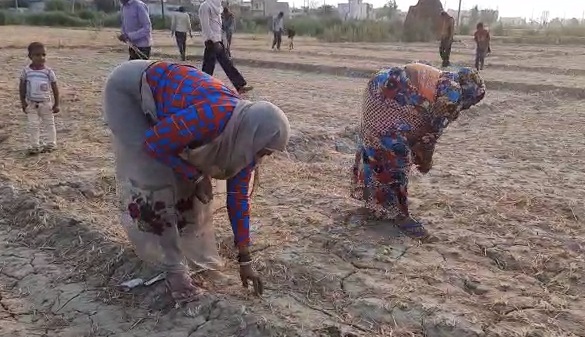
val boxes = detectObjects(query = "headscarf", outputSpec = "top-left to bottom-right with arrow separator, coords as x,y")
182,100 -> 291,180
455,67 -> 486,110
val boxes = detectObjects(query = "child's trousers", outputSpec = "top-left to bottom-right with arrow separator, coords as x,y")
26,101 -> 56,148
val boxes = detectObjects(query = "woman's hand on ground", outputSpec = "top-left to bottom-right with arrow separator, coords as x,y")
194,175 -> 213,204
239,263 -> 264,296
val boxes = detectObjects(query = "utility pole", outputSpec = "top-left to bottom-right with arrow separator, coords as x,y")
456,0 -> 462,29
160,0 -> 165,24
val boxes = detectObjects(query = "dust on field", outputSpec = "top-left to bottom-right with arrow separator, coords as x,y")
0,27 -> 583,337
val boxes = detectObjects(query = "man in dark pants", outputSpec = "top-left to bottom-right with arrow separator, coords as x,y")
439,11 -> 455,68
271,12 -> 284,51
171,6 -> 192,61
198,0 -> 252,94
118,0 -> 152,60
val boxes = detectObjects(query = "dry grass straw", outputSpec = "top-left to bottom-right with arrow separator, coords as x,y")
0,27 -> 583,336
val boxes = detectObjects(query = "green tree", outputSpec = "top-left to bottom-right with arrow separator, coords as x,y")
384,0 -> 398,19
45,0 -> 67,11
316,5 -> 336,17
94,0 -> 118,13
382,0 -> 398,20
470,5 -> 479,25
479,9 -> 498,25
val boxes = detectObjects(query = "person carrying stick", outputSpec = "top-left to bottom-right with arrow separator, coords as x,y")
117,0 -> 152,60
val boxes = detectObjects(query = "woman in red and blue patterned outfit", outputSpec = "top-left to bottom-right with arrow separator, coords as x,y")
103,60 -> 290,302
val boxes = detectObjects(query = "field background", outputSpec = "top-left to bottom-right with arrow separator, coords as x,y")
0,26 -> 584,337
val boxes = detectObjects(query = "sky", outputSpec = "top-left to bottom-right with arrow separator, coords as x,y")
290,0 -> 585,20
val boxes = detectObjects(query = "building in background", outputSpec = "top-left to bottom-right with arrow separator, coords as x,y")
337,0 -> 373,21
249,0 -> 290,17
499,17 -> 526,26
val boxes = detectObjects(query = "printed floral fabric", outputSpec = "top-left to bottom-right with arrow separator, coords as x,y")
351,63 -> 485,220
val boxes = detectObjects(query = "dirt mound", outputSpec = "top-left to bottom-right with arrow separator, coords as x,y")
403,0 -> 444,42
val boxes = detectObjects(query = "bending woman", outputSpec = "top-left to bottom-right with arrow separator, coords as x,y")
351,62 -> 486,241
103,60 -> 290,301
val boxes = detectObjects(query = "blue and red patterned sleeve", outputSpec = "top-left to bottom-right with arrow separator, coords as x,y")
143,105 -> 229,181
226,161 -> 255,247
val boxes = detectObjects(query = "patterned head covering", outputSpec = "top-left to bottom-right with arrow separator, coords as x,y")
431,66 -> 486,124
455,67 -> 486,110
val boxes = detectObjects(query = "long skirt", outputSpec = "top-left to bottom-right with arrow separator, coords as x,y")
351,67 -> 421,221
102,60 -> 223,273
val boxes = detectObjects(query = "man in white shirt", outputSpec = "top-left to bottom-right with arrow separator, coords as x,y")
198,0 -> 252,94
271,12 -> 284,51
171,6 -> 192,61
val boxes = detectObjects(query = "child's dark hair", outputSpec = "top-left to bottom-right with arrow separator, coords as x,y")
476,22 -> 484,29
27,42 -> 45,56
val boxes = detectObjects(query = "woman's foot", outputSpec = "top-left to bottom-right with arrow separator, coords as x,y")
237,85 -> 254,94
165,271 -> 201,303
395,216 -> 436,242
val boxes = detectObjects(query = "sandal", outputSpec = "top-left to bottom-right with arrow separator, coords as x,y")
165,271 -> 201,304
396,218 -> 433,242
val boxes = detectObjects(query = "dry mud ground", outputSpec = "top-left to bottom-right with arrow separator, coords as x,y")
0,26 -> 584,337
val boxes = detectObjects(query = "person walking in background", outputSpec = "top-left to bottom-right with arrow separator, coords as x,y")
198,0 -> 253,94
19,42 -> 60,155
221,6 -> 235,58
118,0 -> 152,60
171,6 -> 192,61
271,12 -> 284,51
439,11 -> 455,67
287,26 -> 296,50
473,22 -> 491,71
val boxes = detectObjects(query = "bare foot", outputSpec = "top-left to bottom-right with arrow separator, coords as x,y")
165,271 -> 201,304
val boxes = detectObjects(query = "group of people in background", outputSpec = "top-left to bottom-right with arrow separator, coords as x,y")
118,0 -> 252,94
439,10 -> 491,71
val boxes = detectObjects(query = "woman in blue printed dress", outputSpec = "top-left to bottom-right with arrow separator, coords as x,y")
351,62 -> 486,241
103,60 -> 290,302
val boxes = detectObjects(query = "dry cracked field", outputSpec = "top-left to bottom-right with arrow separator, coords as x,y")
0,26 -> 584,337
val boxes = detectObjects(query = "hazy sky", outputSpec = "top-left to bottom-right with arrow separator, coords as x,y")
291,0 -> 585,20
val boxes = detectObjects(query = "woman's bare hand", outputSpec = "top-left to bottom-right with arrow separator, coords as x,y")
239,264 -> 264,296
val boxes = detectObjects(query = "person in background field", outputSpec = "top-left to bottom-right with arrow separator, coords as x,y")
103,60 -> 290,302
287,26 -> 296,50
198,0 -> 253,94
221,6 -> 235,58
473,22 -> 491,71
352,62 -> 486,241
439,11 -> 455,67
271,12 -> 284,51
19,42 -> 60,155
171,6 -> 192,61
118,0 -> 152,60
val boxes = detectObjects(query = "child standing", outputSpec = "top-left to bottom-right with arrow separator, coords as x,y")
287,27 -> 296,50
19,42 -> 60,155
473,22 -> 491,71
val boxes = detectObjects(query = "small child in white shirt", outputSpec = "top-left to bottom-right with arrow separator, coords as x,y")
19,42 -> 60,155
